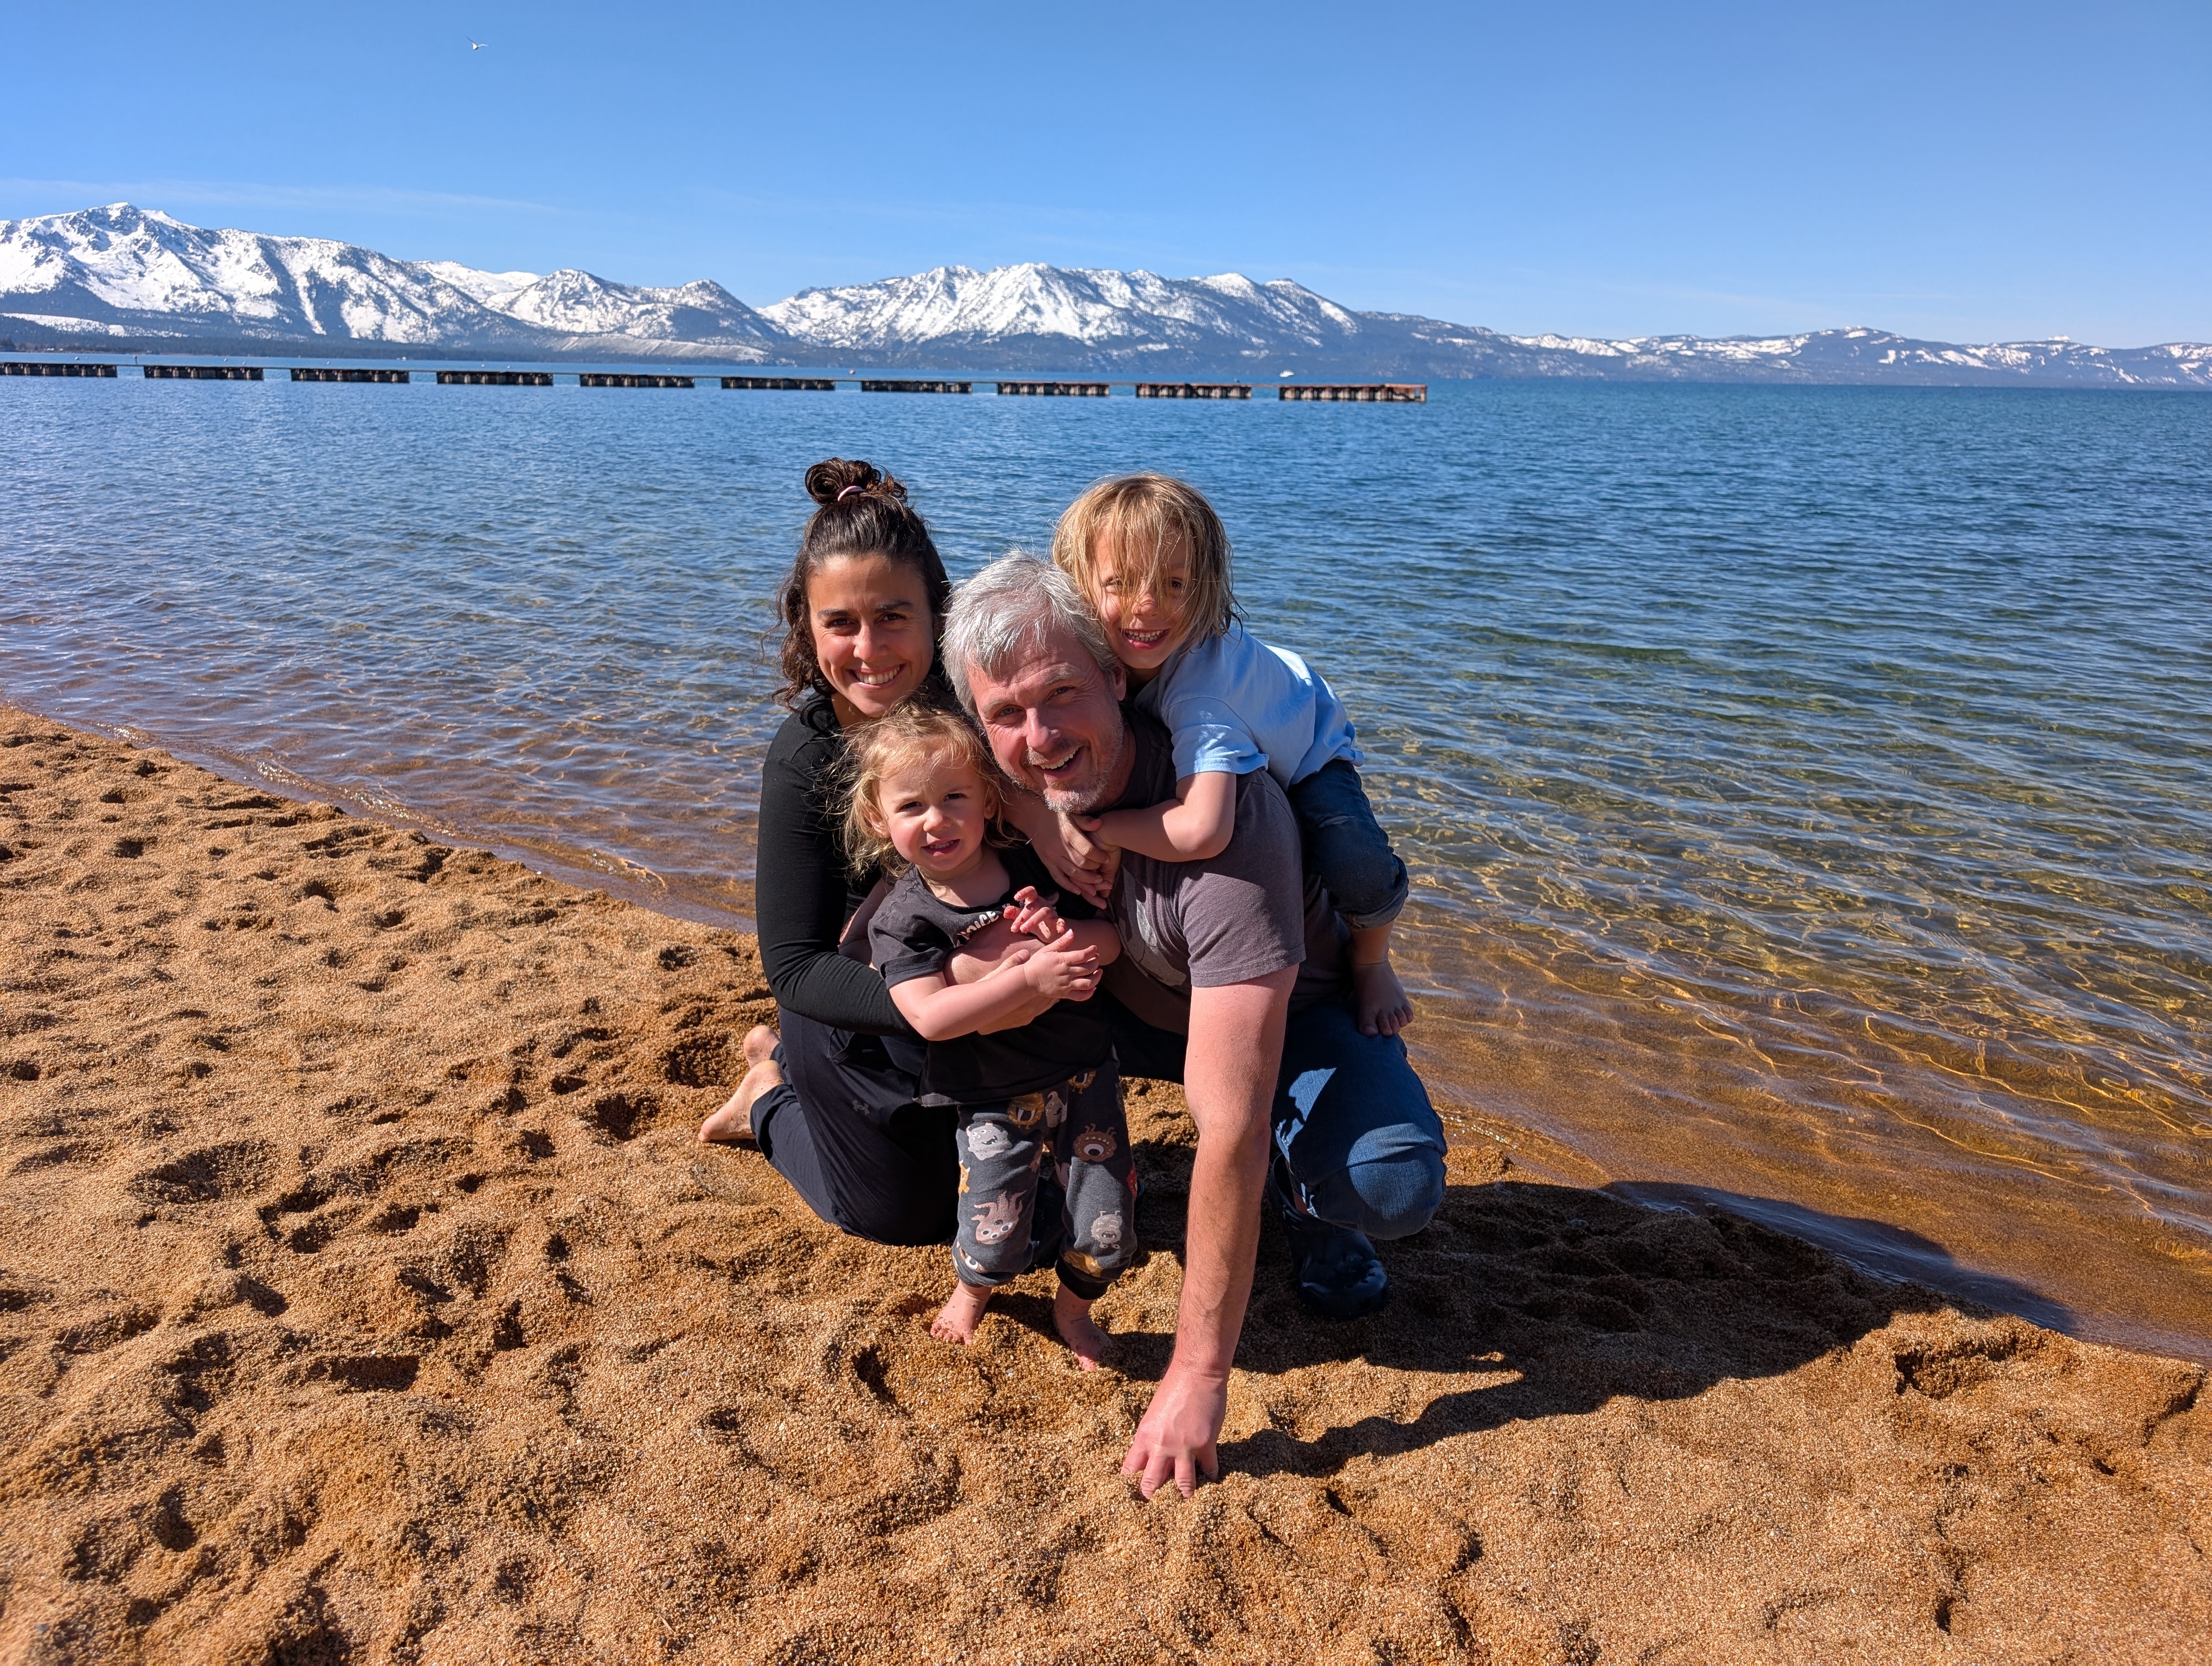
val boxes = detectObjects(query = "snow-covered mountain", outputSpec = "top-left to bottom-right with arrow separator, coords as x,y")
764,265 -> 2212,384
761,264 -> 1365,361
0,204 -> 781,360
3,204 -> 2207,386
0,203 -> 531,348
414,260 -> 539,310
420,260 -> 781,349
487,270 -> 780,350
1423,323 -> 2212,387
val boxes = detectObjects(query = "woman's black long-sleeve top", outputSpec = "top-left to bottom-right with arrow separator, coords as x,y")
755,695 -> 911,1035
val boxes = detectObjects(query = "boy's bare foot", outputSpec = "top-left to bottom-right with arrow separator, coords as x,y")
1352,957 -> 1413,1038
931,1280 -> 993,1345
1053,1284 -> 1111,1372
697,1024 -> 782,1143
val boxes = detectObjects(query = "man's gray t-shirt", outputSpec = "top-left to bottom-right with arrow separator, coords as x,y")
1102,707 -> 1347,1034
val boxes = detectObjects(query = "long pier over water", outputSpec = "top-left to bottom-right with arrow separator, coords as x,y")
2,359 -> 1424,402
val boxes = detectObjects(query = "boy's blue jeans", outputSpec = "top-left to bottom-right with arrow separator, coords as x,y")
1287,759 -> 1407,932
1104,994 -> 1446,1244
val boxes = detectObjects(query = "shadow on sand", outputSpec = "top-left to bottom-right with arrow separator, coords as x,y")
1604,1180 -> 2076,1332
1089,1127 -> 2073,1482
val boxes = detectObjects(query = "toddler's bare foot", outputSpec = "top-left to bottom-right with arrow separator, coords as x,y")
932,1281 -> 993,1345
1053,1284 -> 1111,1372
1352,958 -> 1413,1038
697,1025 -> 782,1143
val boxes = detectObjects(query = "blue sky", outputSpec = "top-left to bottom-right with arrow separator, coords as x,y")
4,2 -> 2206,344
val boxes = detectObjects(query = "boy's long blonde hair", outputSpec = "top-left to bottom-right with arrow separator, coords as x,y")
841,703 -> 1007,874
1051,473 -> 1237,645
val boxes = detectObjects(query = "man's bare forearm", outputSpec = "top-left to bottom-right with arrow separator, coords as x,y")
1173,1098 -> 1268,1375
1172,972 -> 1293,1373
1120,967 -> 1293,1498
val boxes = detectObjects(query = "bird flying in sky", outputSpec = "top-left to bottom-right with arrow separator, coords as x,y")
466,37 -> 487,50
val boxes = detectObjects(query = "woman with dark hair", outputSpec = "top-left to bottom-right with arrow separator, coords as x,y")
698,458 -> 1026,1246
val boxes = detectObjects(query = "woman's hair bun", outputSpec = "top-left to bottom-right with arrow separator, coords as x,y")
805,457 -> 908,508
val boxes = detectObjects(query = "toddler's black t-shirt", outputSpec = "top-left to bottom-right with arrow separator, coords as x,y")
867,843 -> 1113,1102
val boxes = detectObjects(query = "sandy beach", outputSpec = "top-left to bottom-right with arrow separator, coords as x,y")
2,703 -> 2207,1664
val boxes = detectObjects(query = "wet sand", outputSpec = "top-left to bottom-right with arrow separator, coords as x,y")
3,706 -> 2207,1664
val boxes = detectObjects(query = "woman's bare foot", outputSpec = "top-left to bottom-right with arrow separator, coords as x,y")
697,1024 -> 782,1143
1352,957 -> 1413,1038
931,1280 -> 993,1344
1053,1284 -> 1111,1372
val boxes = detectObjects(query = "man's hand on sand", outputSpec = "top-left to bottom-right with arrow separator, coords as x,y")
1122,1363 -> 1227,1500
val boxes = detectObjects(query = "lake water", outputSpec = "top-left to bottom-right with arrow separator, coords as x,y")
5,371 -> 2208,1359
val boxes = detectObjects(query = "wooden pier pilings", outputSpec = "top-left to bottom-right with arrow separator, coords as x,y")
14,361 -> 1435,402
578,373 -> 695,388
1276,383 -> 1426,402
291,367 -> 410,383
1134,383 -> 1251,400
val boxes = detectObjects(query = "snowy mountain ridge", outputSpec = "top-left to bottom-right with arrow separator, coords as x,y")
0,204 -> 781,359
413,261 -> 539,309
760,263 -> 1362,354
3,204 -> 2206,386
769,268 -> 2212,385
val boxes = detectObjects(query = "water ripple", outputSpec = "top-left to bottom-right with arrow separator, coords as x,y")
3,376 -> 2208,1354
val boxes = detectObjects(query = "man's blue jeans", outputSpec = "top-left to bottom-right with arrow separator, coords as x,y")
1103,993 -> 1447,1241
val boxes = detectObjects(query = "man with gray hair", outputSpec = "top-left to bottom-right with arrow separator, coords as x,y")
944,552 -> 1448,1500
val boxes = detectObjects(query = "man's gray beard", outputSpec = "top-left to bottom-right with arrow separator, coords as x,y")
1033,721 -> 1126,817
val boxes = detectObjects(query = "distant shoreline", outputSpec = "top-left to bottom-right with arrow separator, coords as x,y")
9,204 -> 2210,388
8,341 -> 2212,390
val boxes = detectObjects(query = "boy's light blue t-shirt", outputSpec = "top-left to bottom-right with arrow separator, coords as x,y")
1131,620 -> 1361,787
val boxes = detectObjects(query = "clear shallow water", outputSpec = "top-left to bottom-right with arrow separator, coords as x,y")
5,374 -> 2209,1356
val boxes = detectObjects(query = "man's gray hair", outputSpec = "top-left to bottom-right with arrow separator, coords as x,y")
942,550 -> 1121,713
